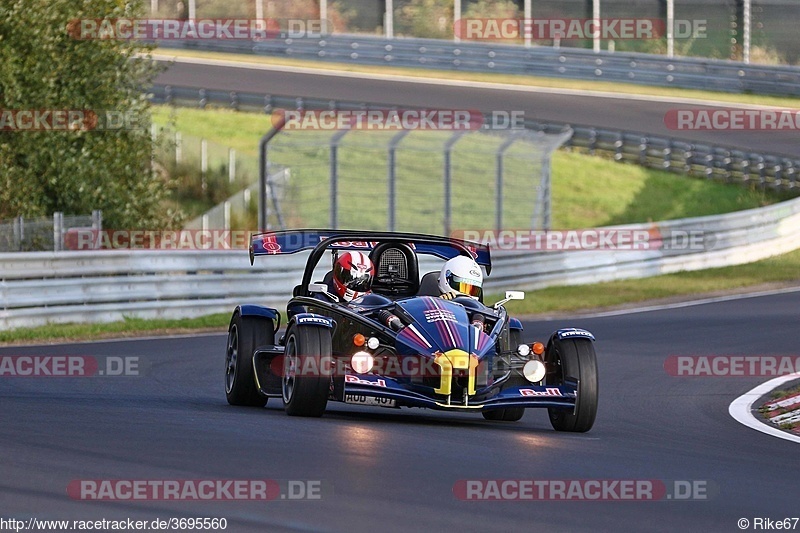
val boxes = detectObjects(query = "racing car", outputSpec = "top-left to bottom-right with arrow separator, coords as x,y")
224,230 -> 598,432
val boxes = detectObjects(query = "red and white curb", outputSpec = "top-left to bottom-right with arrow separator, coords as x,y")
728,373 -> 800,444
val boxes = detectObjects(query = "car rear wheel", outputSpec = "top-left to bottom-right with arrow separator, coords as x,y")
546,337 -> 598,432
225,313 -> 270,407
282,324 -> 332,417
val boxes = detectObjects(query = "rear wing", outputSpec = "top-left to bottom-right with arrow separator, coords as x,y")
249,229 -> 492,274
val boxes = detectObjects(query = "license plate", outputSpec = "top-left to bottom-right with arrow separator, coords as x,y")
344,394 -> 396,407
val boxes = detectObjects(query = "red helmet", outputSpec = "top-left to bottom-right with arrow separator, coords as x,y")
332,251 -> 375,302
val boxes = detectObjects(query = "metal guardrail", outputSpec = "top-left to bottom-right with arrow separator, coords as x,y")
149,84 -> 800,191
158,35 -> 800,97
3,195 -> 800,330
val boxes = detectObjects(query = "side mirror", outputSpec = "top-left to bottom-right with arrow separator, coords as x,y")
308,283 -> 340,302
494,290 -> 525,309
308,283 -> 328,293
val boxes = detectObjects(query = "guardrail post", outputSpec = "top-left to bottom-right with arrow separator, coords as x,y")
13,216 -> 22,251
330,129 -> 351,229
743,0 -> 751,63
223,201 -> 231,230
258,115 -> 287,231
523,0 -> 531,47
229,148 -> 236,183
387,130 -> 410,231
592,0 -> 601,53
175,131 -> 182,164
385,0 -> 394,39
542,152 -> 552,230
495,134 -> 520,233
53,212 -> 63,252
201,138 -> 208,192
92,210 -> 102,231
443,131 -> 467,236
454,0 -> 461,42
667,0 -> 674,58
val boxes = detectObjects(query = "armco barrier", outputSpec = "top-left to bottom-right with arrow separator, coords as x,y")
2,195 -> 800,330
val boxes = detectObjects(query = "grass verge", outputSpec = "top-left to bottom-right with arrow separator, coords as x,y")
0,314 -> 230,346
152,105 -> 787,231
502,248 -> 800,316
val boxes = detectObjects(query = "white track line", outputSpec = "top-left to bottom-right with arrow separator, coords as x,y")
151,53 -> 797,110
729,373 -> 800,444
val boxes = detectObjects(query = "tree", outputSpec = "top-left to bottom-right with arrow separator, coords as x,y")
0,0 -> 179,229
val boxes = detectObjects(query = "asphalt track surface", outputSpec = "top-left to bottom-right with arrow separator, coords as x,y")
2,291 -> 798,532
154,59 -> 800,157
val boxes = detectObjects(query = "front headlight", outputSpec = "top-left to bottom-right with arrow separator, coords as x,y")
522,359 -> 546,383
351,351 -> 374,374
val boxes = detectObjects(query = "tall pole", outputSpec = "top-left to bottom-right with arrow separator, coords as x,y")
592,0 -> 600,52
743,0 -> 751,63
385,0 -> 394,39
667,0 -> 674,58
320,0 -> 328,34
255,0 -> 263,21
524,0 -> 532,47
454,0 -> 461,42
188,0 -> 196,20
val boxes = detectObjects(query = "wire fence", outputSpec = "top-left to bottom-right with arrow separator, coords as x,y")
264,127 -> 572,233
0,212 -> 102,252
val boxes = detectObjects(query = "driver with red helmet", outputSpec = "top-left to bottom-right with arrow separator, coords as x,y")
330,250 -> 376,303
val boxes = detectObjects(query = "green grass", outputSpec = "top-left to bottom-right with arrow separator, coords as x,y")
501,248 -> 800,316
0,314 -> 230,345
154,48 -> 800,110
152,105 -> 786,231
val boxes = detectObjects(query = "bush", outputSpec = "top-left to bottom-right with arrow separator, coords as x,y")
0,0 -> 179,229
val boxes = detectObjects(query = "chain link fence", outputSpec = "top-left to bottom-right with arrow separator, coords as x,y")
263,126 -> 572,234
0,212 -> 102,252
150,0 -> 800,64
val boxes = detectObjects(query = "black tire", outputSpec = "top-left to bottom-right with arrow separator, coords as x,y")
546,337 -> 598,432
282,324 -> 332,417
225,312 -> 272,407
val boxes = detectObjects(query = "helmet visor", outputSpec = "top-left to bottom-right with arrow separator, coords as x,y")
447,273 -> 482,297
338,266 -> 372,292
